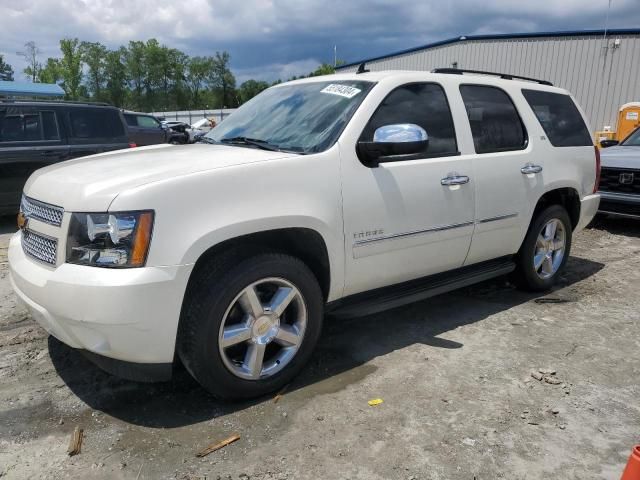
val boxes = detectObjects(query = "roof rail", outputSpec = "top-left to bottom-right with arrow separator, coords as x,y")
0,99 -> 112,106
431,68 -> 553,86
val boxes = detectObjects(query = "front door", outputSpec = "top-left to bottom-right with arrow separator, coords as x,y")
340,82 -> 476,296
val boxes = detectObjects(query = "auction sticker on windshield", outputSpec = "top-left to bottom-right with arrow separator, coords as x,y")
320,84 -> 362,99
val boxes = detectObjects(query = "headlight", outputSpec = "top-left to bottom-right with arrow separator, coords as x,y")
66,211 -> 154,268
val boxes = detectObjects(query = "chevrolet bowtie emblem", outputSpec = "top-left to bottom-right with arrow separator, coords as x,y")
17,212 -> 28,231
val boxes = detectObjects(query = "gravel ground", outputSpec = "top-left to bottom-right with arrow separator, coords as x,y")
0,215 -> 639,480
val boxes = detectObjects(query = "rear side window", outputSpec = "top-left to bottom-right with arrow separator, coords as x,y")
0,108 -> 59,143
124,114 -> 137,127
360,82 -> 458,157
69,108 -> 125,141
521,90 -> 592,147
460,85 -> 527,154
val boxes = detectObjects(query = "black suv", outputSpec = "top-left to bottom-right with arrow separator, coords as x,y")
0,101 -> 129,215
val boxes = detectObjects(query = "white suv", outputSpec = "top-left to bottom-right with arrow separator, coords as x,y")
8,69 -> 600,399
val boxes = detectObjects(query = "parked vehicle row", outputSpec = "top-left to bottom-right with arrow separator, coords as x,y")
8,69 -> 600,400
0,102 -> 218,214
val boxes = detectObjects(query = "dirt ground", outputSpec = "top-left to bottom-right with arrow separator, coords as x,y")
0,215 -> 639,480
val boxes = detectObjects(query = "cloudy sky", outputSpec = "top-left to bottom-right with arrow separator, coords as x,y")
1,0 -> 639,83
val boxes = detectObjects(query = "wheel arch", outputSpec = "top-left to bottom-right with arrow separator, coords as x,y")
185,227 -> 333,303
533,187 -> 581,230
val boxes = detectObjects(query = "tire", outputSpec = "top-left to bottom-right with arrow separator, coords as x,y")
177,250 -> 323,400
514,204 -> 572,292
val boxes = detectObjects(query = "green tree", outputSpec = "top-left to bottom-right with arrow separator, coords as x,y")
104,48 -> 128,107
124,40 -> 146,109
38,58 -> 61,84
238,79 -> 269,104
309,63 -> 338,77
0,54 -> 14,81
80,41 -> 108,100
209,51 -> 236,108
59,38 -> 83,99
186,56 -> 214,107
17,41 -> 40,82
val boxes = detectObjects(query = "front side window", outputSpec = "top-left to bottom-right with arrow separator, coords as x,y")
207,80 -> 374,154
460,85 -> 527,154
137,115 -> 160,128
522,89 -> 592,147
0,108 -> 59,143
359,82 -> 458,159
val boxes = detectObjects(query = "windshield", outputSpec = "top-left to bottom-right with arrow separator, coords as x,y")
206,80 -> 374,154
622,127 -> 640,146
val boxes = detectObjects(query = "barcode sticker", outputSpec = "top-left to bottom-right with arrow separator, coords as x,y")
320,84 -> 362,99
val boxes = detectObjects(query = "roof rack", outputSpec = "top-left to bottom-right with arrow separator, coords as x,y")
431,68 -> 553,86
0,99 -> 112,106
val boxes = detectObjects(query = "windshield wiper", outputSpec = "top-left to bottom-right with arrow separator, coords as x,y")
220,136 -> 283,152
196,136 -> 218,145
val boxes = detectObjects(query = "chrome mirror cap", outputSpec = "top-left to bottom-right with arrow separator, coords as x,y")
373,123 -> 428,143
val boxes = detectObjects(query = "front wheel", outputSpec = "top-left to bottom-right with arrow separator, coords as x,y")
514,205 -> 572,291
177,251 -> 323,400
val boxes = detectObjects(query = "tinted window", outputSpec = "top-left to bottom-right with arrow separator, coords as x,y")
622,127 -> 640,146
69,108 -> 125,140
137,116 -> 159,128
522,90 -> 592,147
360,83 -> 457,158
124,114 -> 137,127
0,108 -> 59,143
460,85 -> 526,153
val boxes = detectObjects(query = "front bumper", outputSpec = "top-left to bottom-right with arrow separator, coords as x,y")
8,232 -> 194,366
597,191 -> 640,218
575,193 -> 601,232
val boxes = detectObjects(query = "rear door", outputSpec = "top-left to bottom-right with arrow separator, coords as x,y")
459,84 -> 544,266
0,106 -> 68,213
66,107 -> 129,158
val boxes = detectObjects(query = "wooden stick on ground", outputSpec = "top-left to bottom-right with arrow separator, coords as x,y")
67,427 -> 84,456
196,434 -> 240,457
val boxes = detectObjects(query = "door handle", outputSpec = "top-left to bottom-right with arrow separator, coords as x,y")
521,163 -> 543,174
441,174 -> 470,186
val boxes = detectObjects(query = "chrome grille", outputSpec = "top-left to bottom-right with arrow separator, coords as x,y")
20,195 -> 64,227
22,230 -> 58,266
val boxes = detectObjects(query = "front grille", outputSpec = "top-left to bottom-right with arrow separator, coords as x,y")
598,167 -> 640,194
20,195 -> 64,227
22,229 -> 58,266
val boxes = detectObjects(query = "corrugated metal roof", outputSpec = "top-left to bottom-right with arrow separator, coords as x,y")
337,28 -> 640,69
0,80 -> 64,97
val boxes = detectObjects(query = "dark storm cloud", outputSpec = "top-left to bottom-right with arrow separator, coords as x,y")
1,0 -> 639,82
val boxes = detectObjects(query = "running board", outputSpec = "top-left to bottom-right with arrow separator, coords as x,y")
326,256 -> 516,318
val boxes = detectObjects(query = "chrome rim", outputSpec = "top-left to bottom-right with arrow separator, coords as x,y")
534,219 -> 566,279
218,277 -> 307,380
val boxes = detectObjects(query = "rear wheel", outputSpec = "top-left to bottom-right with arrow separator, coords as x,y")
514,205 -> 572,291
178,251 -> 323,400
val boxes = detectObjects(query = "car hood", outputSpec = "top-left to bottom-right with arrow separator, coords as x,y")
24,143 -> 296,212
600,145 -> 640,169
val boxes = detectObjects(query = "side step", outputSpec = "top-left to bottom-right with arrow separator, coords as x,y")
326,256 -> 516,318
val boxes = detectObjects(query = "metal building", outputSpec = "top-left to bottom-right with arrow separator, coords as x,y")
336,29 -> 640,135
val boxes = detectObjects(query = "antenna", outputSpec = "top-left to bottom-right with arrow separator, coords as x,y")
356,63 -> 369,74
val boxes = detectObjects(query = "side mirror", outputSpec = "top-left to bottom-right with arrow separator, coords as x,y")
600,139 -> 619,148
357,124 -> 429,167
